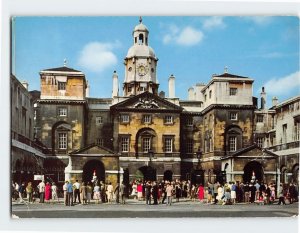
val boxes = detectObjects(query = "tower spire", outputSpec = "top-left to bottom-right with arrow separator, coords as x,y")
139,16 -> 142,24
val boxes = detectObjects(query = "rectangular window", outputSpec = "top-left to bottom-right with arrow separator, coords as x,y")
143,115 -> 151,124
58,108 -> 67,116
229,136 -> 237,152
282,124 -> 287,143
58,82 -> 66,90
96,116 -> 103,125
257,138 -> 263,148
121,137 -> 129,152
186,117 -> 193,126
257,115 -> 264,123
186,140 -> 193,153
209,90 -> 212,99
142,137 -> 151,153
165,138 -> 173,153
120,114 -> 130,123
230,88 -> 237,96
229,112 -> 238,120
96,138 -> 104,146
164,115 -> 173,124
295,122 -> 300,141
58,132 -> 67,149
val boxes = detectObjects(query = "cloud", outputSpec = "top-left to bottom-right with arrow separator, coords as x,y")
163,25 -> 203,46
203,16 -> 226,30
263,71 -> 300,96
77,41 -> 120,73
245,16 -> 273,26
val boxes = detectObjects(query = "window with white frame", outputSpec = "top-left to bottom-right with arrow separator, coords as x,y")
229,112 -> 238,120
96,138 -> 104,146
120,114 -> 130,123
142,137 -> 151,153
257,137 -> 263,148
230,88 -> 237,96
164,115 -> 173,124
121,137 -> 129,152
96,116 -> 103,125
164,137 -> 173,153
186,140 -> 193,153
58,82 -> 66,90
58,108 -> 67,116
58,132 -> 67,149
229,136 -> 237,152
143,115 -> 151,124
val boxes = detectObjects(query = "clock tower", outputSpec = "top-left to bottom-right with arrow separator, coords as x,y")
123,17 -> 159,96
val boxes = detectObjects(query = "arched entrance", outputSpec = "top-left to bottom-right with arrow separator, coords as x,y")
243,161 -> 264,183
82,160 -> 105,184
138,166 -> 156,181
163,170 -> 173,181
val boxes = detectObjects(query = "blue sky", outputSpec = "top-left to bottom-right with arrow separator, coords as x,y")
13,16 -> 299,106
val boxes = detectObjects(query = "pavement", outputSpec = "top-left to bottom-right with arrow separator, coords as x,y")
11,198 -> 299,218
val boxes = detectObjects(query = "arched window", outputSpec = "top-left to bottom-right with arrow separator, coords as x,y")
138,34 -> 144,44
225,126 -> 243,153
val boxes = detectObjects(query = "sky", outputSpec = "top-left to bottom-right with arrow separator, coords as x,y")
13,16 -> 299,106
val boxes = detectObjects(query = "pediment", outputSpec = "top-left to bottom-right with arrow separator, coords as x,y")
111,91 -> 183,112
70,144 -> 116,156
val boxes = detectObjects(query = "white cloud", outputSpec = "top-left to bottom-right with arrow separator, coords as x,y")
203,16 -> 226,30
78,41 -> 120,73
245,16 -> 273,26
163,25 -> 203,46
263,71 -> 300,96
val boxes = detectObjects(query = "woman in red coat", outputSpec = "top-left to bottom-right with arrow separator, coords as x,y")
197,184 -> 205,202
45,182 -> 52,203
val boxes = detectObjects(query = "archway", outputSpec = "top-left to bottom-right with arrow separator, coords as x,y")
243,161 -> 264,183
138,166 -> 156,181
163,170 -> 173,181
82,160 -> 105,184
292,164 -> 299,183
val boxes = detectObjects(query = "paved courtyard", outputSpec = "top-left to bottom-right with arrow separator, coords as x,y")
11,198 -> 299,218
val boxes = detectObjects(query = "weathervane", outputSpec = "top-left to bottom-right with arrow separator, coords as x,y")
63,58 -> 67,67
224,66 -> 228,73
139,16 -> 142,23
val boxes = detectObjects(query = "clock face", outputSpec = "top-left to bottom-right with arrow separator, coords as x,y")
137,64 -> 148,76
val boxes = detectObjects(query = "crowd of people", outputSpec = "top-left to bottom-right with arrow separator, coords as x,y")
12,179 -> 299,206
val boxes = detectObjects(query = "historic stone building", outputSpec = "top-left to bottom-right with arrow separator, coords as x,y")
12,18 -> 299,188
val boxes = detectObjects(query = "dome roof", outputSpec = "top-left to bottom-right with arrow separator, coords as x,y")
134,22 -> 149,32
126,44 -> 156,58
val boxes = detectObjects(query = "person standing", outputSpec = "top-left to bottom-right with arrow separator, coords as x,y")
137,182 -> 143,201
114,183 -> 120,204
106,182 -> 114,204
51,182 -> 59,203
120,182 -> 127,204
100,181 -> 106,203
152,181 -> 158,205
197,183 -> 205,202
175,183 -> 181,202
26,182 -> 33,203
278,183 -> 286,205
131,181 -> 137,200
45,182 -> 52,204
18,182 -> 25,203
37,180 -> 45,203
86,182 -> 92,204
145,181 -> 152,205
73,180 -> 81,204
66,181 -> 73,206
166,183 -> 174,206
161,181 -> 167,204
80,182 -> 87,205
244,183 -> 250,203
63,181 -> 68,205
93,182 -> 100,204
231,182 -> 237,204
213,182 -> 219,204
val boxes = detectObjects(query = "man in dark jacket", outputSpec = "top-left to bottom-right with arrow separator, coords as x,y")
152,182 -> 158,205
145,181 -> 152,205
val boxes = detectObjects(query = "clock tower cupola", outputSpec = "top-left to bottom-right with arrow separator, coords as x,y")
123,17 -> 159,96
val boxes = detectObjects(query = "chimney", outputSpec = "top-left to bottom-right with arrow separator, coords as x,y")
86,80 -> 90,97
260,87 -> 266,109
21,81 -> 29,90
188,87 -> 195,100
195,83 -> 205,101
272,97 -> 278,107
168,74 -> 175,98
112,71 -> 119,97
159,91 -> 165,98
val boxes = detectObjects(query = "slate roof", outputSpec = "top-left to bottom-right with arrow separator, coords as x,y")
42,66 -> 82,73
